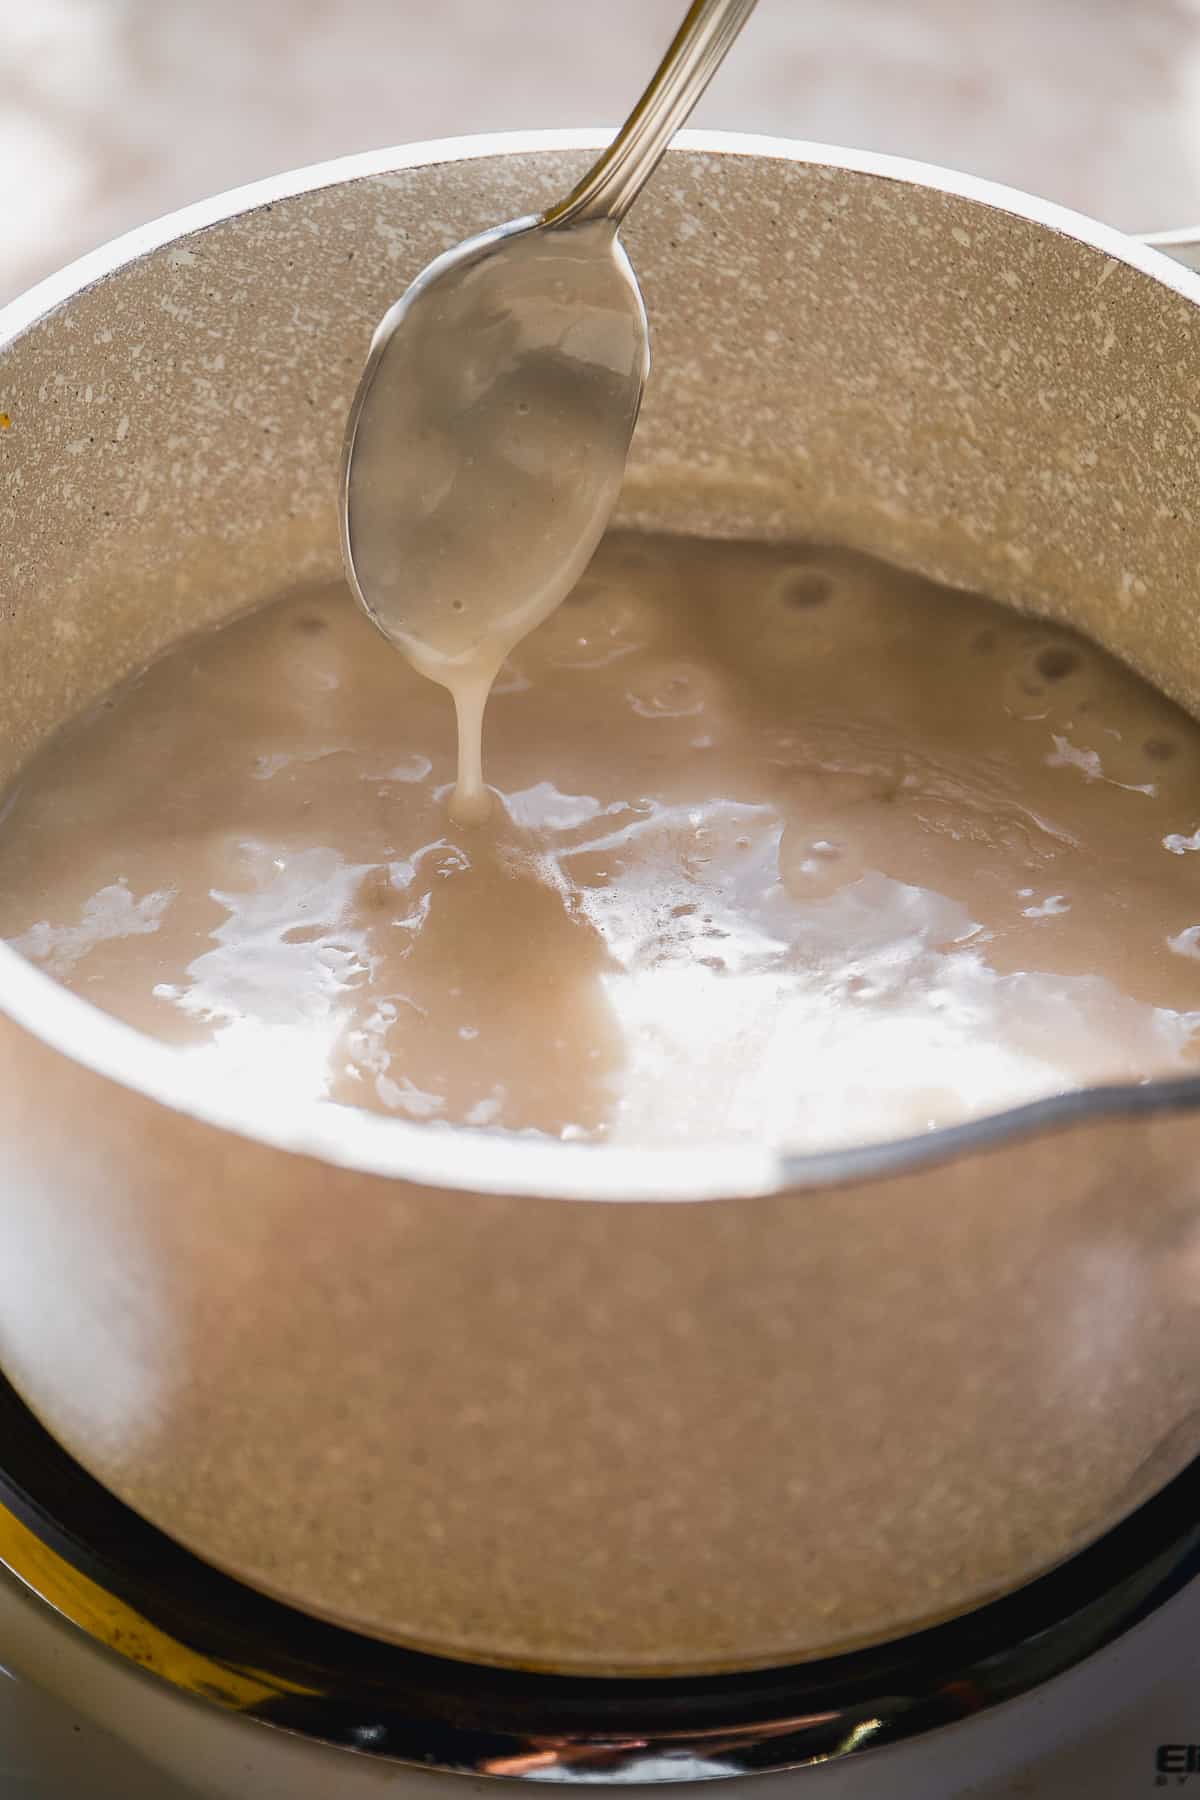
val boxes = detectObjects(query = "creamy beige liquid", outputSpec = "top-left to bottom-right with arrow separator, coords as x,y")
5,530 -> 1200,1151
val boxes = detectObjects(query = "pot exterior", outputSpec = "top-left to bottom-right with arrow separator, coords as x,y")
4,1001 -> 1200,1674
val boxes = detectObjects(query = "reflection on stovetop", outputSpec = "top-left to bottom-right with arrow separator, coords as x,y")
0,1661 -> 177,1800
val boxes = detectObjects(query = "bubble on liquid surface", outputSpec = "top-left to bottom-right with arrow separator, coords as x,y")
779,831 -> 854,899
525,577 -> 658,669
1035,645 -> 1081,682
778,770 -> 903,899
626,659 -> 724,721
775,568 -> 834,611
1002,638 -> 1089,724
1003,668 -> 1050,721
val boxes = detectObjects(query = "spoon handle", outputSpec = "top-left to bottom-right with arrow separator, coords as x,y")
546,0 -> 759,230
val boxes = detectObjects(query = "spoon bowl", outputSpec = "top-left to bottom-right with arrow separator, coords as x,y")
342,217 -> 647,676
341,217 -> 648,815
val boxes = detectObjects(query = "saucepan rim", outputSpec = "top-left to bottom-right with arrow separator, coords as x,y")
2,126 -> 1197,1204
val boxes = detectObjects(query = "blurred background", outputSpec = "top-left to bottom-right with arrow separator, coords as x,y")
2,0 -> 1199,305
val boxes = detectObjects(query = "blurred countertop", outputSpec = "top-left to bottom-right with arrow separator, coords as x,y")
2,0 -> 1200,307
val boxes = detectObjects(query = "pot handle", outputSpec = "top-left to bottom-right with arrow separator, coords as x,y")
1138,227 -> 1200,272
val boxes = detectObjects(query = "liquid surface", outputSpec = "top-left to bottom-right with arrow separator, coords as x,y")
344,220 -> 647,824
5,531 -> 1200,1151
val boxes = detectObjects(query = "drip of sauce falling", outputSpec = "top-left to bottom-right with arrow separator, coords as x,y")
447,666 -> 495,826
6,530 -> 1200,1151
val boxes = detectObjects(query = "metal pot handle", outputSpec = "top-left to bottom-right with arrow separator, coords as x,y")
1138,227 -> 1200,271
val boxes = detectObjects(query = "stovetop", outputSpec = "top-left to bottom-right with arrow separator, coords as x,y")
5,1563 -> 1200,1799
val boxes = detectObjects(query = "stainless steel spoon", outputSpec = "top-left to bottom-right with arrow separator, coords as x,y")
341,0 -> 758,822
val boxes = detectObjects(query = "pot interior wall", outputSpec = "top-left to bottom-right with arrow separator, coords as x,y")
3,145 -> 1200,788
